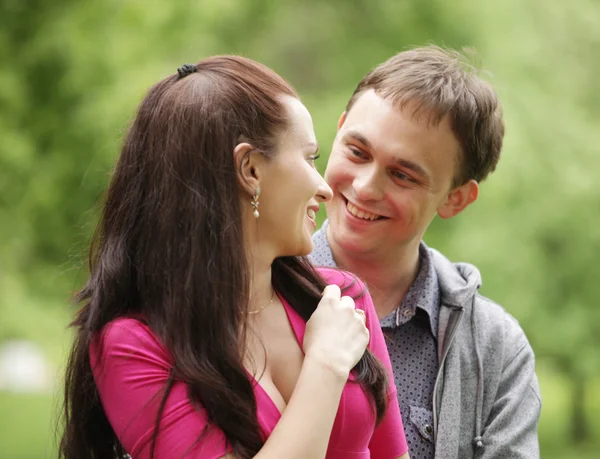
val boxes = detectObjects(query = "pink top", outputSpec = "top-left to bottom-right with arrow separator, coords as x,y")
91,268 -> 408,458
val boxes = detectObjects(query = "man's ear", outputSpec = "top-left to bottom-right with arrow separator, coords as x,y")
337,111 -> 347,131
234,142 -> 263,196
437,179 -> 479,219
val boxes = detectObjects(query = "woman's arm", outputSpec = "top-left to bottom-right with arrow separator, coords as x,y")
217,357 -> 347,459
253,354 -> 348,459
252,284 -> 369,459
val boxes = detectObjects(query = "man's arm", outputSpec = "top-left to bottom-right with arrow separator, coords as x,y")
480,327 -> 541,459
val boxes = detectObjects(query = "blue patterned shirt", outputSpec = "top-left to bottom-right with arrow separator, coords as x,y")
310,220 -> 440,459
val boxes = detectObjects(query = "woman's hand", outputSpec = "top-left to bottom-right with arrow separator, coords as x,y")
303,284 -> 369,378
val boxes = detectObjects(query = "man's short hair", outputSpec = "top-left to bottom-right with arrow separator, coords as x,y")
346,45 -> 505,186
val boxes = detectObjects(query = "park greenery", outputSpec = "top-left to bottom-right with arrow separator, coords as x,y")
1,0 -> 599,457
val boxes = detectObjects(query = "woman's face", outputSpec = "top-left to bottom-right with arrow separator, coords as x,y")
257,96 -> 332,257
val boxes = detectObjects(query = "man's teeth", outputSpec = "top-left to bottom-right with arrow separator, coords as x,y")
347,202 -> 380,221
307,209 -> 316,220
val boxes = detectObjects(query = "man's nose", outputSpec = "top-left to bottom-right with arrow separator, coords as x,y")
353,166 -> 384,201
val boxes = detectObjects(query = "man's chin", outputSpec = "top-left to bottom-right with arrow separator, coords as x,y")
328,226 -> 374,256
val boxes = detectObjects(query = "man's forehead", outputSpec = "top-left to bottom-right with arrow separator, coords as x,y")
346,89 -> 447,129
341,97 -> 429,152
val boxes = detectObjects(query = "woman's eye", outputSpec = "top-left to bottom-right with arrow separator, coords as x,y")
307,154 -> 320,165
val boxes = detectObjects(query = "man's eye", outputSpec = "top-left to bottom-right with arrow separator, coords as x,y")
349,148 -> 367,159
392,170 -> 413,182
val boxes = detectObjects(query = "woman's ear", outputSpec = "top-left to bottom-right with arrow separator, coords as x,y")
234,142 -> 263,196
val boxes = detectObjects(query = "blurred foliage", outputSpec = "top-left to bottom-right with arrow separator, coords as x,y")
0,0 -> 598,456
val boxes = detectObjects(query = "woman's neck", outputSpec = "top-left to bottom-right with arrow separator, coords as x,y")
248,251 -> 275,313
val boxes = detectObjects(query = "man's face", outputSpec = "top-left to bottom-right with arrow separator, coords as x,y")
324,89 -> 471,259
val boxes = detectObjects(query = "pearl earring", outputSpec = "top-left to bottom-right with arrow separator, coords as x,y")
251,187 -> 260,218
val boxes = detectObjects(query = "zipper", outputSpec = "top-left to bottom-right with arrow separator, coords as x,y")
432,305 -> 464,446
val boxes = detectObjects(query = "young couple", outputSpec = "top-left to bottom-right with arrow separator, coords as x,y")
60,47 -> 541,459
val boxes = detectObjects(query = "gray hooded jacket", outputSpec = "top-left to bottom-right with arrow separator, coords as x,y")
429,247 -> 541,458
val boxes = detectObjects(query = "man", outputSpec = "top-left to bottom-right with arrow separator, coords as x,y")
309,46 -> 541,459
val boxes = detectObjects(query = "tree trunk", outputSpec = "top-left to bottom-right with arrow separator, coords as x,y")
571,374 -> 588,444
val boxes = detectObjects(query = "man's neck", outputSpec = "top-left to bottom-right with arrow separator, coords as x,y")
328,235 -> 421,319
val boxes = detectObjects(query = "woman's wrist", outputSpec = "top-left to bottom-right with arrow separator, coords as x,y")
303,351 -> 350,384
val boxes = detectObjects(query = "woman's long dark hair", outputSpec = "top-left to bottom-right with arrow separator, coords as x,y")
59,56 -> 388,459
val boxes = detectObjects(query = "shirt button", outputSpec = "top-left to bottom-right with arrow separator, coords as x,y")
424,424 -> 433,435
403,309 -> 412,317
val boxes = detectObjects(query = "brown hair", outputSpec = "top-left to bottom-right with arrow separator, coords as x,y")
346,45 -> 505,186
59,55 -> 388,459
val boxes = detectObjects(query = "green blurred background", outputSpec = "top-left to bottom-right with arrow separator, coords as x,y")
1,0 -> 598,457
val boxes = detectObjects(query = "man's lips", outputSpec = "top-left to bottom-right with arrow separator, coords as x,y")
343,197 -> 386,221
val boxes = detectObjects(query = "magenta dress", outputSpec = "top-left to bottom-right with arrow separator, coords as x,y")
90,268 -> 409,458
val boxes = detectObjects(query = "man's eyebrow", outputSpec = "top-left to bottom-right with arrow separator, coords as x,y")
394,157 -> 429,180
343,129 -> 429,180
343,130 -> 372,150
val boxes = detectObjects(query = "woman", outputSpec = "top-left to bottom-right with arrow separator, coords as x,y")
59,56 -> 409,459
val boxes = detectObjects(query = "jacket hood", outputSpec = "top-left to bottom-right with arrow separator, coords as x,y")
428,247 -> 482,307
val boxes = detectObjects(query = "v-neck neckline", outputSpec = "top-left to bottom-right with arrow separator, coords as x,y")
245,291 -> 306,435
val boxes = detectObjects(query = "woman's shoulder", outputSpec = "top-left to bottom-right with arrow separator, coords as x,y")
314,267 -> 367,299
97,316 -> 153,343
91,316 -> 170,366
313,267 -> 380,331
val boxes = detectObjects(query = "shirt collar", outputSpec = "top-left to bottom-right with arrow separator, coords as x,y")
391,242 -> 440,339
310,219 -> 440,339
